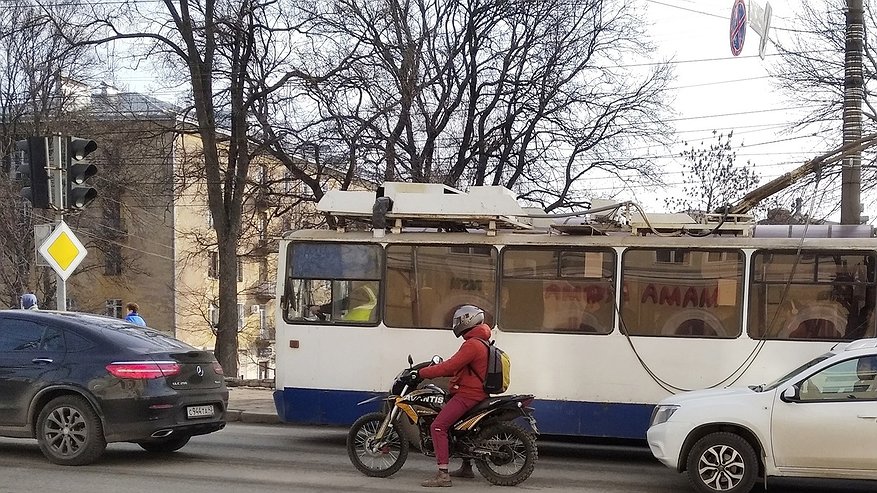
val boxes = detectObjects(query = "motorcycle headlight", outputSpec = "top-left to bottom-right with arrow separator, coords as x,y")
650,404 -> 680,427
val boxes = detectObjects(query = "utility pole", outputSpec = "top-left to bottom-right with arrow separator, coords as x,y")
841,0 -> 864,224
51,134 -> 66,310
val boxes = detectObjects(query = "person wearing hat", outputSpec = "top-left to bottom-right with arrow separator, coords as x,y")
20,293 -> 38,310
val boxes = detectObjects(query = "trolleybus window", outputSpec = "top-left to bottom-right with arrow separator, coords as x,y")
748,251 -> 877,340
499,247 -> 615,334
620,248 -> 744,338
283,243 -> 382,324
385,244 -> 497,329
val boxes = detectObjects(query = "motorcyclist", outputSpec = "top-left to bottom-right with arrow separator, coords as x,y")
404,304 -> 491,487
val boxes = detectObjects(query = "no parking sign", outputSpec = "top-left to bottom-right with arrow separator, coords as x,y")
730,0 -> 747,56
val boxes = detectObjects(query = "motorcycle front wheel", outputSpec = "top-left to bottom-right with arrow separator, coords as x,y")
346,411 -> 409,477
474,421 -> 538,486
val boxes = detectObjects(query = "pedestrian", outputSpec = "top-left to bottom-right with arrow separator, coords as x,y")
125,302 -> 146,326
20,293 -> 38,310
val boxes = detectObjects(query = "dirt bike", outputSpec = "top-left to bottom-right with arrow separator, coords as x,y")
346,356 -> 538,486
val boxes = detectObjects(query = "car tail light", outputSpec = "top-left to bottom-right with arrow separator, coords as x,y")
213,362 -> 224,376
106,362 -> 181,379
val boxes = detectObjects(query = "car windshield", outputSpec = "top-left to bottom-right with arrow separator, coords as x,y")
761,353 -> 833,391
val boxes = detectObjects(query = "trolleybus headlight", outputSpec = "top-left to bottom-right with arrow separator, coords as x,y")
650,405 -> 680,426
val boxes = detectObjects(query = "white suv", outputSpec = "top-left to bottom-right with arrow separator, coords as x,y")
647,338 -> 877,493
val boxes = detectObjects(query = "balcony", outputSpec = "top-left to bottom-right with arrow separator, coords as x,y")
244,281 -> 275,301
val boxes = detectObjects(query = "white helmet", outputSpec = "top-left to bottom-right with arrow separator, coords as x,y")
452,305 -> 485,337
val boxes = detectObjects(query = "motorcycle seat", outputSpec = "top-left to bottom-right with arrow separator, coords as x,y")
462,394 -> 535,419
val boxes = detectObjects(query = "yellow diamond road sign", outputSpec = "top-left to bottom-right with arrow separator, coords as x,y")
38,220 -> 87,281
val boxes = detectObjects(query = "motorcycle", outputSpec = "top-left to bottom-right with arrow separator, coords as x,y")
346,356 -> 538,486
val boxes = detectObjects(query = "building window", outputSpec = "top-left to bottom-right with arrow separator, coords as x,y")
209,251 -> 218,279
106,299 -> 123,318
208,252 -> 242,281
259,257 -> 268,282
259,213 -> 268,240
105,244 -> 122,276
208,303 -> 219,329
655,249 -> 688,264
10,148 -> 24,180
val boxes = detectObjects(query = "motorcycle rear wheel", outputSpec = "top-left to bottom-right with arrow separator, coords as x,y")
474,421 -> 537,486
347,411 -> 409,477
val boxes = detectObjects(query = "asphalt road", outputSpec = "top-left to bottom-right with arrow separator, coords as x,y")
0,423 -> 873,493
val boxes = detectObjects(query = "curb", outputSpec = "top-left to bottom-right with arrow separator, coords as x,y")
226,410 -> 282,424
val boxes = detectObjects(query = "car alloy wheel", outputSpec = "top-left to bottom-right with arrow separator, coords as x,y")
687,432 -> 758,493
36,395 -> 107,466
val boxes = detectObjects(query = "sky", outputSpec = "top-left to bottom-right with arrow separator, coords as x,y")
633,0 -> 836,216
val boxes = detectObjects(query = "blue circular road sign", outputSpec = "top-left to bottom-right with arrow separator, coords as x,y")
730,0 -> 747,56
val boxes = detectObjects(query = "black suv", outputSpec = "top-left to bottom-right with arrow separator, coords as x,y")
0,310 -> 228,465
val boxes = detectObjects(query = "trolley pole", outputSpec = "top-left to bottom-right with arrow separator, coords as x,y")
841,0 -> 864,224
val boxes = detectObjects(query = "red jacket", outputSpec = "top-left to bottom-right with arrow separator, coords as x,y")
419,324 -> 491,400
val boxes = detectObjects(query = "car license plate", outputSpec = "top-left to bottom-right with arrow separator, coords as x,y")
186,405 -> 214,419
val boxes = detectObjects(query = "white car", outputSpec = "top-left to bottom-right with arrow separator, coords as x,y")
647,338 -> 877,493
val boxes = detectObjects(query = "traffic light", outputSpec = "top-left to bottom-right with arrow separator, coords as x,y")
15,136 -> 51,209
65,136 -> 98,211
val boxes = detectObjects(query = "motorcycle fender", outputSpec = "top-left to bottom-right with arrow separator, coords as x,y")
356,394 -> 393,406
397,401 -> 419,423
454,410 -> 491,431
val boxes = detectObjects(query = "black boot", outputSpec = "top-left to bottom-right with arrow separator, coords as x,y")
449,461 -> 474,479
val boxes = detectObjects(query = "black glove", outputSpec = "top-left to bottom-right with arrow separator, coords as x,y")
400,369 -> 420,383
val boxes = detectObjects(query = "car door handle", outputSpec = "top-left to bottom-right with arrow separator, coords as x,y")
857,415 -> 877,419
31,358 -> 53,364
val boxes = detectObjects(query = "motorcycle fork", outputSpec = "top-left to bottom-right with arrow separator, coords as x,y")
373,404 -> 402,446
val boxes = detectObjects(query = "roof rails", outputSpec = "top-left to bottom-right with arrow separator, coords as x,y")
317,182 -> 535,237
316,182 -> 764,238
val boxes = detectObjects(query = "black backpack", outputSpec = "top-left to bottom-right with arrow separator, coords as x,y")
475,339 -> 511,394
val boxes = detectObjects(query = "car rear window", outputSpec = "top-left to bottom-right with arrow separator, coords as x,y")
60,313 -> 195,351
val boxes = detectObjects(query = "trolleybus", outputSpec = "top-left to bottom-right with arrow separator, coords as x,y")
273,183 -> 876,439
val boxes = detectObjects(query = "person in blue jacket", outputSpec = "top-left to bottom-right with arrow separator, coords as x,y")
20,293 -> 38,310
125,302 -> 146,326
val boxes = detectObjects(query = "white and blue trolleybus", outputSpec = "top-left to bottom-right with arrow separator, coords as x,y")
273,182 -> 877,439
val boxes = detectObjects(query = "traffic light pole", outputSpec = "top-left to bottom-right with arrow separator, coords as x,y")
51,135 -> 67,311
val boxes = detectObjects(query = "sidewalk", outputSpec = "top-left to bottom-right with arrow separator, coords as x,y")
226,385 -> 282,424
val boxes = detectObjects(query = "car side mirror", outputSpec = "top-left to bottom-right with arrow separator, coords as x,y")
781,385 -> 800,402
431,355 -> 443,365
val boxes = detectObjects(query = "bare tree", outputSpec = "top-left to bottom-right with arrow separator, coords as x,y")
770,0 -> 877,215
665,131 -> 760,217
53,0 -> 672,374
263,0 -> 673,211
59,0 -> 347,376
0,0 -> 104,307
